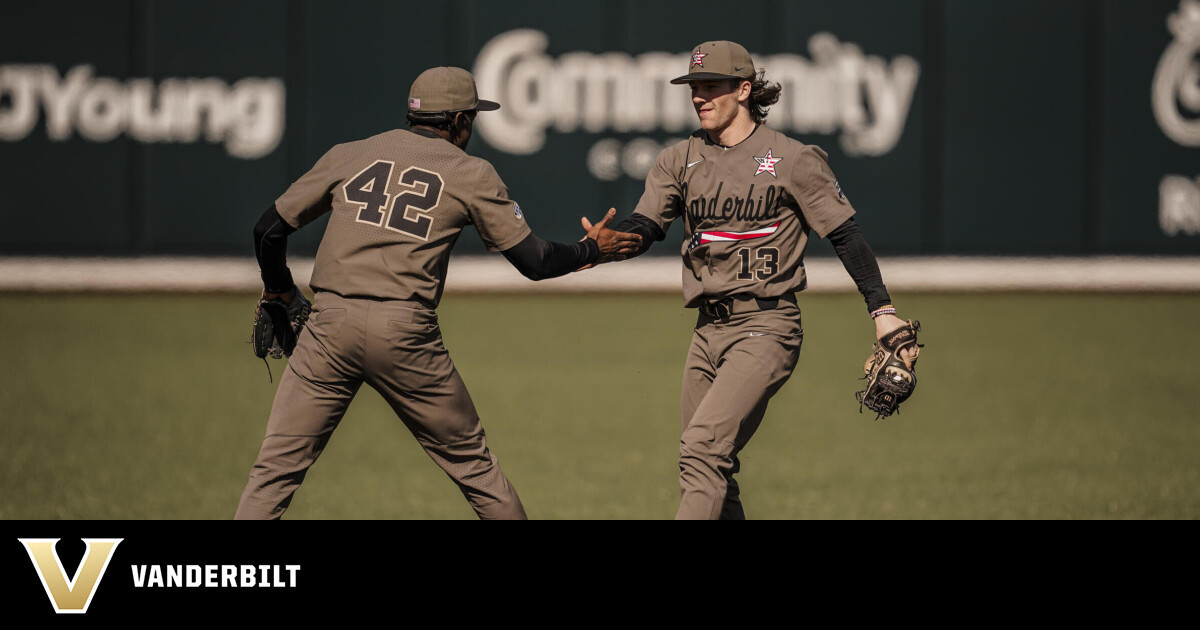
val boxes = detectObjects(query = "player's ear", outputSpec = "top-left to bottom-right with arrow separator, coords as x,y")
453,111 -> 473,130
738,79 -> 752,103
451,111 -> 474,149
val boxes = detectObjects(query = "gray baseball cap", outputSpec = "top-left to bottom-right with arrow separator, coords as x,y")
670,41 -> 756,84
408,66 -> 500,113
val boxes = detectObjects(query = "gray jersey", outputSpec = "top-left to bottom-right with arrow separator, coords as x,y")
633,125 -> 854,307
275,128 -> 531,306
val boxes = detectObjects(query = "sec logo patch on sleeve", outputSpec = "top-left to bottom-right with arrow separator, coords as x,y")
513,203 -> 524,220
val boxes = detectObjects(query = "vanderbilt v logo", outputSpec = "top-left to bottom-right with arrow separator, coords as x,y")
19,538 -> 123,614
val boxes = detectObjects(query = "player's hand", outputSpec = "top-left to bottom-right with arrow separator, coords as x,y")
874,313 -> 919,369
262,287 -> 296,302
581,208 -> 641,265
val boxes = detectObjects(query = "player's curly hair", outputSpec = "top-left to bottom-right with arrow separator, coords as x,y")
742,69 -> 781,124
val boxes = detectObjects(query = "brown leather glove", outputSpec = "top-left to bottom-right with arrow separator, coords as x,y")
855,320 -> 922,419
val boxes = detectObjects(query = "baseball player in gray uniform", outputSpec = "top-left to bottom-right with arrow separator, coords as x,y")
235,67 -> 641,520
602,41 -> 919,519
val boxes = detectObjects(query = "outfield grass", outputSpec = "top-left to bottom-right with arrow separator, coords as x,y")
1,292 -> 1197,520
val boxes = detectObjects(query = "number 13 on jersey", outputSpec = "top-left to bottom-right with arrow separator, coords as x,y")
736,247 -> 779,280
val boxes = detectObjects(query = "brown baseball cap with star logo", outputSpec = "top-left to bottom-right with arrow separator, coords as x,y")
670,40 -> 756,84
408,66 -> 500,114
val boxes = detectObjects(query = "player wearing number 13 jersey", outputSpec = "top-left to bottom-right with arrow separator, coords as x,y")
235,67 -> 639,520
606,41 -> 919,519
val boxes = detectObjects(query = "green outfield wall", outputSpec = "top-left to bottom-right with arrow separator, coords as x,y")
2,0 -> 1198,256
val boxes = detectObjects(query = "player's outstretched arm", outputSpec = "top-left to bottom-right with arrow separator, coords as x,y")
576,210 -> 664,270
500,210 -> 640,281
583,208 -> 644,264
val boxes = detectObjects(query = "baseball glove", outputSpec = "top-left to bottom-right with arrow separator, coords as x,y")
252,287 -> 312,367
855,320 -> 922,419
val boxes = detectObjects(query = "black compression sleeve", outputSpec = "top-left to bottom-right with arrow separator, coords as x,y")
827,217 -> 892,313
611,213 -> 665,258
253,204 -> 297,293
500,232 -> 600,281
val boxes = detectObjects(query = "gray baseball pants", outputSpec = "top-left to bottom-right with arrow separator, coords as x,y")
236,291 -> 527,520
676,297 -> 803,520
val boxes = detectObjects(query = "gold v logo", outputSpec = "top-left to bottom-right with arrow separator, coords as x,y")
19,538 -> 123,614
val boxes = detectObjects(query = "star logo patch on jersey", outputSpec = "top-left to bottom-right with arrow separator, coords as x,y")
691,50 -> 708,68
753,149 -> 782,177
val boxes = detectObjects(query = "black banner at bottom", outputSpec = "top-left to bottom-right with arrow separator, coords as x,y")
2,520 -> 604,620
0,519 -> 1169,620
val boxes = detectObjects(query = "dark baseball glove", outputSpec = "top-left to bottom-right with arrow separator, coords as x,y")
252,287 -> 312,365
855,320 -> 922,419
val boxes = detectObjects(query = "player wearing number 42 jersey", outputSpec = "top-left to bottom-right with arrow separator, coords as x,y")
602,41 -> 920,519
235,67 -> 640,520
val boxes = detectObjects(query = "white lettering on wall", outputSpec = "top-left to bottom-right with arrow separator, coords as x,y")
1160,175 -> 1200,236
0,64 -> 285,159
1154,1 -> 1200,236
473,28 -> 919,180
1153,0 -> 1200,147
